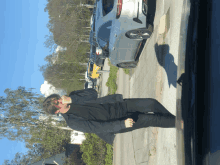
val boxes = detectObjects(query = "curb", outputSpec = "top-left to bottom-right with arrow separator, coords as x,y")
175,0 -> 191,165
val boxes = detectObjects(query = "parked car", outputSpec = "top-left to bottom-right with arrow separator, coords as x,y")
94,0 -> 153,68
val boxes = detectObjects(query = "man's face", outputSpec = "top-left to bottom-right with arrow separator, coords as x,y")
53,98 -> 70,114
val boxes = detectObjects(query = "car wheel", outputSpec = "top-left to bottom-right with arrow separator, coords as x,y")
125,27 -> 153,40
117,61 -> 138,68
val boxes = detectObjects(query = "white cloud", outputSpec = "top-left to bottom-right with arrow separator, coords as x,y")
50,46 -> 67,64
55,45 -> 67,53
40,81 -> 66,97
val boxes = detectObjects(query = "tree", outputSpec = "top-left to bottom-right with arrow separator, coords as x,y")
3,152 -> 32,165
27,124 -> 71,161
0,86 -> 70,139
1,86 -> 72,163
40,58 -> 87,92
2,121 -> 71,164
3,138 -> 70,165
44,34 -> 58,52
41,0 -> 94,93
44,0 -> 93,51
64,148 -> 86,165
0,87 -> 46,142
44,53 -> 58,64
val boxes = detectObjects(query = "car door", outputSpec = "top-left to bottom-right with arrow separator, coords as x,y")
97,21 -> 112,53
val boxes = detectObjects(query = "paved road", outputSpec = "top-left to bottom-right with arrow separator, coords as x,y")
112,0 -> 190,165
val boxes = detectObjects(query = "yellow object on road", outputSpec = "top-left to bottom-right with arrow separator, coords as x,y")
88,62 -> 101,79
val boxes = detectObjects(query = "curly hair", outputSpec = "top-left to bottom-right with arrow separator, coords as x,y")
43,94 -> 61,115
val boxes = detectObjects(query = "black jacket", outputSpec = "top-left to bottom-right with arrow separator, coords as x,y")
61,88 -> 125,145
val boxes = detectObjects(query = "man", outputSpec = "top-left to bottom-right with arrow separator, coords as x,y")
43,88 -> 176,145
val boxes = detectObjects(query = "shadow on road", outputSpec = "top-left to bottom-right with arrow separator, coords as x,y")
154,43 -> 177,88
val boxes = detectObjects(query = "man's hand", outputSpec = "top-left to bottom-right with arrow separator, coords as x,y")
125,118 -> 135,128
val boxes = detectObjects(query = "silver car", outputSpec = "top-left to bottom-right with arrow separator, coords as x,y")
95,0 -> 153,68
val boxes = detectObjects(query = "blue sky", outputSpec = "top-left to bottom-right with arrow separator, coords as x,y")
0,0 -> 50,164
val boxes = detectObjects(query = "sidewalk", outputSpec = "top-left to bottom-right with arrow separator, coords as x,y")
99,59 -> 110,97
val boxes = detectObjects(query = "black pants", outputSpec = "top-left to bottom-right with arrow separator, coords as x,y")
117,98 -> 176,133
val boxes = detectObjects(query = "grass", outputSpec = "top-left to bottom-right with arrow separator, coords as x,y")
123,68 -> 130,75
105,59 -> 131,94
106,59 -> 119,95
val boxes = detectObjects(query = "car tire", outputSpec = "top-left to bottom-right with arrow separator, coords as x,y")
117,61 -> 138,68
125,26 -> 153,40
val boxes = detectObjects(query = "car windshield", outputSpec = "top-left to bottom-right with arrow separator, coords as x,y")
102,0 -> 114,16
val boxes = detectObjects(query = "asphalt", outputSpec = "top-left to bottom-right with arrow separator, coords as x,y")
97,0 -> 192,164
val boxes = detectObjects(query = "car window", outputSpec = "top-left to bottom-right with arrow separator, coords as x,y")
102,0 -> 114,16
90,63 -> 93,71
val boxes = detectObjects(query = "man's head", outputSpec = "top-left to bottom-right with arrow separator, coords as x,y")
43,94 -> 70,115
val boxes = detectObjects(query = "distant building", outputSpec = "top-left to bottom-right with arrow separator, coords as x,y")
39,114 -> 63,126
31,152 -> 66,165
70,130 -> 86,145
31,144 -> 80,165
39,114 -> 86,145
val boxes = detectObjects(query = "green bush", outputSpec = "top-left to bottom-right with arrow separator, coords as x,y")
79,133 -> 113,165
106,59 -> 119,95
63,147 -> 86,165
105,143 -> 113,165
